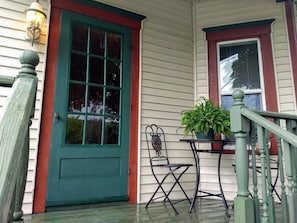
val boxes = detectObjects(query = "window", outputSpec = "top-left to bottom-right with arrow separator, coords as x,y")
203,19 -> 278,154
203,19 -> 277,112
218,39 -> 265,110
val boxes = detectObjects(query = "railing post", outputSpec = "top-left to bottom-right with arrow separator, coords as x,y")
12,50 -> 39,221
231,89 -> 254,223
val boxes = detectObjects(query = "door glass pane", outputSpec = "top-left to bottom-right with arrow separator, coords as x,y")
86,116 -> 102,144
72,25 -> 88,52
106,88 -> 120,115
107,61 -> 121,87
66,115 -> 84,144
107,33 -> 121,59
88,86 -> 104,114
90,29 -> 105,56
68,83 -> 86,112
70,53 -> 87,82
89,57 -> 104,84
104,118 -> 119,144
219,40 -> 260,92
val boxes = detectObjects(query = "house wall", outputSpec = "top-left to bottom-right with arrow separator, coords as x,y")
1,0 -> 293,215
94,0 -> 195,203
193,0 -> 296,200
1,0 -> 194,214
0,0 -> 48,214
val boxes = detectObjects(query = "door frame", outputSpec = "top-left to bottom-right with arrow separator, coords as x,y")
33,0 -> 145,213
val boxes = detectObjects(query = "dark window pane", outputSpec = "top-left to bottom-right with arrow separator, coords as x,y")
219,41 -> 260,91
89,57 -> 104,84
86,116 -> 102,144
221,93 -> 262,110
88,86 -> 104,114
70,53 -> 87,81
107,61 -> 121,87
72,25 -> 88,52
106,88 -> 120,115
68,83 -> 86,112
107,33 -> 121,59
66,115 -> 84,144
104,118 -> 119,144
90,29 -> 105,56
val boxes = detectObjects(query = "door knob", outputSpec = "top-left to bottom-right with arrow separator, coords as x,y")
54,112 -> 61,123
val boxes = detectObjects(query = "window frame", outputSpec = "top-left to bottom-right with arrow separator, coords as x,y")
217,38 -> 266,111
203,19 -> 278,154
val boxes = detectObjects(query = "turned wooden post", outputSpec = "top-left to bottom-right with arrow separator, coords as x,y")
13,50 -> 39,221
230,89 -> 254,223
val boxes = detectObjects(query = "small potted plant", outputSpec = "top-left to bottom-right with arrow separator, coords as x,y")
180,97 -> 231,139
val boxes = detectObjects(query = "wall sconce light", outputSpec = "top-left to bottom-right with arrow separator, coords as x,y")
25,0 -> 47,46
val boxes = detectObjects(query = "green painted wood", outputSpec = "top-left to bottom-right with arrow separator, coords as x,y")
0,50 -> 38,223
46,10 -> 131,206
202,19 -> 275,33
13,129 -> 30,221
72,0 -> 146,21
0,75 -> 15,87
231,90 -> 254,223
231,89 -> 297,222
275,119 -> 289,223
250,126 -> 261,223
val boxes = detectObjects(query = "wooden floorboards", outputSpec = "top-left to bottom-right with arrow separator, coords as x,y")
17,199 -> 233,223
17,198 -> 283,223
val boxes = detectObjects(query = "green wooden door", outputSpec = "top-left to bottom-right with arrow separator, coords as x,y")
46,10 -> 131,207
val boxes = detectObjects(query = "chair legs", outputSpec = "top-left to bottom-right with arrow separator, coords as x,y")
145,165 -> 191,215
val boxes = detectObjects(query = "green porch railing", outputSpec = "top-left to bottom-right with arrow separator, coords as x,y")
0,50 -> 39,223
231,89 -> 297,223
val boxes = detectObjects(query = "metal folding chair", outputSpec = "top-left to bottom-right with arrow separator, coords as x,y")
145,124 -> 193,215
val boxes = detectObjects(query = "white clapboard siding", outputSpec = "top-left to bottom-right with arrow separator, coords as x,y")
193,0 -> 294,201
0,0 -> 48,214
96,0 -> 194,203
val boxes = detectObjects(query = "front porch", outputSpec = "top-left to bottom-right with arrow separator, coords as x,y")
18,199 -> 235,223
18,198 -> 285,223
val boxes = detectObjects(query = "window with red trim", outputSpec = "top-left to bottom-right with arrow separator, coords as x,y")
203,19 -> 278,154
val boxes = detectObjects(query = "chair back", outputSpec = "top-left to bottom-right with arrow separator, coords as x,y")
145,124 -> 169,165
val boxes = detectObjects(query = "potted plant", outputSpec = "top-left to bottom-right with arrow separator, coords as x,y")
180,97 -> 231,139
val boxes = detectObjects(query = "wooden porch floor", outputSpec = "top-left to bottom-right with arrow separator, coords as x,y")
18,198 -> 284,223
18,199 -> 235,223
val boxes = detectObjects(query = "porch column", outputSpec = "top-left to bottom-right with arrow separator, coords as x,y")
231,89 -> 254,223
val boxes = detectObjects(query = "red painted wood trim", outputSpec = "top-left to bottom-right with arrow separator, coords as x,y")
208,40 -> 219,104
260,33 -> 278,112
33,7 -> 61,213
51,0 -> 141,30
285,1 -> 297,102
33,2 -> 141,212
128,29 -> 140,204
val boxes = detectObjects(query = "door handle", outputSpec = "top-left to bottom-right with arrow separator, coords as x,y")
54,112 -> 61,123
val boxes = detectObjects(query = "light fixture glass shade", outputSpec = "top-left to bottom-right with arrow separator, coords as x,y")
25,1 -> 46,45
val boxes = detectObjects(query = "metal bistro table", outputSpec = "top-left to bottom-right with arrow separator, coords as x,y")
180,138 -> 231,216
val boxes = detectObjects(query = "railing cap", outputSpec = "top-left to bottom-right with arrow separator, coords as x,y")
18,50 -> 39,77
232,89 -> 245,106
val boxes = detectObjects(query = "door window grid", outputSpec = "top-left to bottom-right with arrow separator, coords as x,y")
66,24 -> 123,145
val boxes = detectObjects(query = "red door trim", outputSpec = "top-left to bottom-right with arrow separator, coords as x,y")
33,1 -> 142,213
